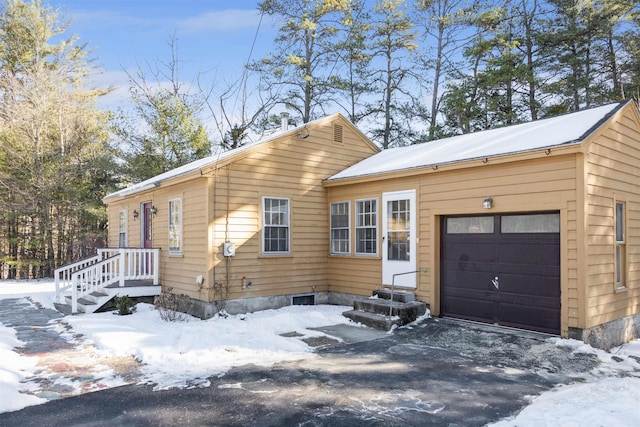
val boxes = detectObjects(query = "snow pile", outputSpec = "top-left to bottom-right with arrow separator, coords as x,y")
0,324 -> 46,412
64,303 -> 353,390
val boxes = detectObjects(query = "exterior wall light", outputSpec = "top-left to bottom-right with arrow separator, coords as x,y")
132,209 -> 139,219
483,197 -> 493,209
150,206 -> 157,215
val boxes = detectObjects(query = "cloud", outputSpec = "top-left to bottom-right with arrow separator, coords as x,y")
175,9 -> 267,34
66,9 -> 158,30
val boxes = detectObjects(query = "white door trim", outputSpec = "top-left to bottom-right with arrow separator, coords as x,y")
382,190 -> 417,288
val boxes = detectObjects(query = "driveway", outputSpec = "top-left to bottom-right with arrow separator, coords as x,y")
0,314 -> 599,426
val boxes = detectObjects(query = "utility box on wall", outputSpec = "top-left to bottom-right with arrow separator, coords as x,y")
223,242 -> 236,257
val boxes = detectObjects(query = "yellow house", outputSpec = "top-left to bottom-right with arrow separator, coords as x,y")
57,101 -> 640,349
325,100 -> 640,349
98,113 -> 379,318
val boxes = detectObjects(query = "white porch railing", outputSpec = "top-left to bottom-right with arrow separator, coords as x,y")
55,248 -> 160,314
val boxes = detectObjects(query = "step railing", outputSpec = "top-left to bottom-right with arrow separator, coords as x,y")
389,269 -> 426,317
70,255 -> 121,313
55,253 -> 105,303
55,248 -> 160,313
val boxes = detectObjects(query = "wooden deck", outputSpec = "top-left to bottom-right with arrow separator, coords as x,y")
105,280 -> 159,288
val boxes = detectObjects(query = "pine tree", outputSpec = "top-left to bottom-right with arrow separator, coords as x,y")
253,0 -> 352,123
0,0 -> 113,277
369,0 -> 419,148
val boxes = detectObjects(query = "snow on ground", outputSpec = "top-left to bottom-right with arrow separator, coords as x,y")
0,323 -> 46,412
1,280 -> 640,425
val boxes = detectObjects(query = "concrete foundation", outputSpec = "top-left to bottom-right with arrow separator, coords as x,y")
569,312 -> 640,350
187,291 -> 337,319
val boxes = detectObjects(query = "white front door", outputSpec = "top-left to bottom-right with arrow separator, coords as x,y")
382,190 -> 417,288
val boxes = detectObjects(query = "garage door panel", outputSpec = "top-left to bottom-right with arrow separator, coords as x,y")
497,242 -> 560,266
442,296 -> 496,322
496,271 -> 561,297
498,304 -> 561,334
442,242 -> 497,265
498,288 -> 561,308
497,263 -> 559,278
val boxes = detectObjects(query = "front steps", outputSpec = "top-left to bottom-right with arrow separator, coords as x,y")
54,280 -> 162,315
343,289 -> 427,331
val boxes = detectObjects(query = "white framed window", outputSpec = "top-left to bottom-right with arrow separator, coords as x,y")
615,201 -> 626,288
330,201 -> 350,255
263,197 -> 290,254
356,198 -> 377,255
168,198 -> 182,254
118,210 -> 127,248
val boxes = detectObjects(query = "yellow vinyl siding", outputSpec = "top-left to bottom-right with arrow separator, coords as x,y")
203,116 -> 378,303
584,105 -> 640,328
328,153 -> 578,335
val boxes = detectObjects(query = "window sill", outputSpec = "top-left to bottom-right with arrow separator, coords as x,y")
355,254 -> 380,259
260,253 -> 293,258
614,285 -> 627,294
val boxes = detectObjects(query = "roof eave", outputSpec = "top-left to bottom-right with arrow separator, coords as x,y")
324,142 -> 583,187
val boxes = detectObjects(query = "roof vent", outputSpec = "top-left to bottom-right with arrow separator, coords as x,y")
281,112 -> 290,132
333,123 -> 343,143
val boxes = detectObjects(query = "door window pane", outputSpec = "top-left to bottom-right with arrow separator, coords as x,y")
387,199 -> 410,261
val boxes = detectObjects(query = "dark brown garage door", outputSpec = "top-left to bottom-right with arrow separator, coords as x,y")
441,213 -> 560,335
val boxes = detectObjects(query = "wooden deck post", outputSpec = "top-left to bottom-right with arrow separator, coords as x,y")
153,249 -> 160,285
119,249 -> 126,287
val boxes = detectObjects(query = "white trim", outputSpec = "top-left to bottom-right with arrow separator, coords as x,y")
168,198 -> 183,255
118,210 -> 127,248
382,190 -> 417,288
330,201 -> 351,255
355,197 -> 379,256
262,196 -> 291,255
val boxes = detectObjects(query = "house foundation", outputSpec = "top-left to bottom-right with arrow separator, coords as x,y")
569,312 -> 640,350
187,292 -> 333,319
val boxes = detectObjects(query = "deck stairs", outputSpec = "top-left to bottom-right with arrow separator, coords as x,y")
54,248 -> 161,315
343,289 -> 427,331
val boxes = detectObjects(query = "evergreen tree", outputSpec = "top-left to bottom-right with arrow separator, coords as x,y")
0,0 -> 113,277
253,0 -> 352,123
369,0 -> 419,148
329,0 -> 374,124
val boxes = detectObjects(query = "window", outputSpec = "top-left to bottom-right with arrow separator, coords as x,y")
387,199 -> 410,261
447,216 -> 494,234
356,199 -> 377,255
263,197 -> 290,254
168,199 -> 182,254
330,201 -> 350,254
118,210 -> 127,248
501,213 -> 560,233
615,201 -> 625,288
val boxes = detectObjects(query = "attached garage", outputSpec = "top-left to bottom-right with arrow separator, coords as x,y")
326,100 -> 640,349
441,213 -> 560,335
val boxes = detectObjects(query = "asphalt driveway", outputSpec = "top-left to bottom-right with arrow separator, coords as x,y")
0,316 -> 599,426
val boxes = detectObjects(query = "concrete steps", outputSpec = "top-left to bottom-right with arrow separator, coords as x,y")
343,289 -> 427,331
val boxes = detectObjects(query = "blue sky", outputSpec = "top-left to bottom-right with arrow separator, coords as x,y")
49,1 -> 275,109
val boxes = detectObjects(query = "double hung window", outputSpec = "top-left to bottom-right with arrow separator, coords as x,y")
263,197 -> 290,254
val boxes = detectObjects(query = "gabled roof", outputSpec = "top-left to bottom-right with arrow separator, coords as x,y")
104,112 -> 376,201
326,100 -> 629,183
